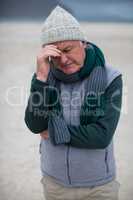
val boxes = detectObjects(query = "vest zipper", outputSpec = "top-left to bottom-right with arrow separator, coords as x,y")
66,85 -> 74,185
105,149 -> 109,173
67,145 -> 71,184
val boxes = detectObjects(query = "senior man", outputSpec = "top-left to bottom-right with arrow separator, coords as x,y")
25,6 -> 122,200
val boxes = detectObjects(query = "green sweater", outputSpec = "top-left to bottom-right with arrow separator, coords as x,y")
25,74 -> 122,149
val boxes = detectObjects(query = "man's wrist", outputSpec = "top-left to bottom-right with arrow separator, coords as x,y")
36,73 -> 48,82
36,76 -> 47,82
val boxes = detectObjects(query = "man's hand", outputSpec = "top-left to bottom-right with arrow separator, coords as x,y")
36,45 -> 61,81
40,130 -> 49,140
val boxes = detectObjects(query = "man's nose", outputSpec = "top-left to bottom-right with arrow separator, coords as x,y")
60,53 -> 68,63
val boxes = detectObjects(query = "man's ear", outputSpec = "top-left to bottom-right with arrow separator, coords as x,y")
84,43 -> 87,49
82,41 -> 87,49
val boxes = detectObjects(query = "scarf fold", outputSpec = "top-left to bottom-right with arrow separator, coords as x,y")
47,42 -> 107,145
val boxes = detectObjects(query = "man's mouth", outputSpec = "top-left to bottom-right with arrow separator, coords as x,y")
61,63 -> 73,68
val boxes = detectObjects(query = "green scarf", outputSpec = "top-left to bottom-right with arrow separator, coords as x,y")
46,43 -> 107,145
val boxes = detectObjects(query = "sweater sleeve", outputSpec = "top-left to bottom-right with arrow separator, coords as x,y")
24,74 -> 58,133
67,75 -> 123,149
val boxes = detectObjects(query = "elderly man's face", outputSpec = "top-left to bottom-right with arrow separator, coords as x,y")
51,40 -> 86,74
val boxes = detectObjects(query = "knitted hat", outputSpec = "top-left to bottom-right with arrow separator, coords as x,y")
41,6 -> 86,45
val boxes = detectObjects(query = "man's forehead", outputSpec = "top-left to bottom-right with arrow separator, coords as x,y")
53,40 -> 81,48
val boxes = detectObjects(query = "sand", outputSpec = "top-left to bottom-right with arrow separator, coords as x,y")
0,21 -> 133,200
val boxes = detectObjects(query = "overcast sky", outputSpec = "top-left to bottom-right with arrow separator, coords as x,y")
0,0 -> 133,22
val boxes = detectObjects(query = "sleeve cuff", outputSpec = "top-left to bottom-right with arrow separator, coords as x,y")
30,73 -> 49,92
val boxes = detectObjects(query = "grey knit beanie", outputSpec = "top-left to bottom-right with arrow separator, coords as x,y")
41,6 -> 86,45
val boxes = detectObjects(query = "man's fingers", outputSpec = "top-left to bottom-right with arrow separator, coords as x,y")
42,45 -> 61,54
40,134 -> 49,139
38,50 -> 61,59
40,131 -> 49,139
44,47 -> 61,53
40,130 -> 48,134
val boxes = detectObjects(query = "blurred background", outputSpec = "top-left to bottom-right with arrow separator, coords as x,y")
0,0 -> 133,22
0,1 -> 133,200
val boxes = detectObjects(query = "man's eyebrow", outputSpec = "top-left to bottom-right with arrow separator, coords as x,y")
59,45 -> 73,51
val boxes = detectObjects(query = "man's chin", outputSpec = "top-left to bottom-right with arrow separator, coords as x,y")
62,67 -> 79,74
60,64 -> 80,74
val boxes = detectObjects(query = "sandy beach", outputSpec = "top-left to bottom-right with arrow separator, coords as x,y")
0,21 -> 133,200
